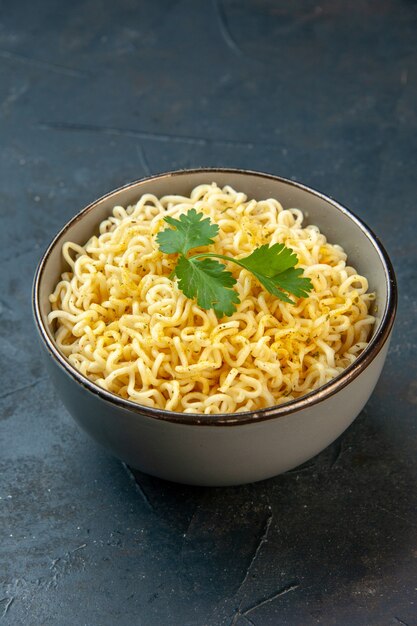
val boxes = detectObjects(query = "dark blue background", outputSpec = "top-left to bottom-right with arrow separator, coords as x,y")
1,1 -> 416,624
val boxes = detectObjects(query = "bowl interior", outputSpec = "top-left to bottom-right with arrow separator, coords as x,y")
35,169 -> 394,416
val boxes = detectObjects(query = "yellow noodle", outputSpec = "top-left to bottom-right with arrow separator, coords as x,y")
48,183 -> 375,413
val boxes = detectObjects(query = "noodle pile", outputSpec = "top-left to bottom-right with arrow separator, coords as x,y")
49,183 -> 375,414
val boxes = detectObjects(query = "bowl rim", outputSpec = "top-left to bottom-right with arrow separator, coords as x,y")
32,167 -> 397,426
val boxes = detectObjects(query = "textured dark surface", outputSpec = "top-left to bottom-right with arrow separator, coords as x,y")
1,1 -> 416,624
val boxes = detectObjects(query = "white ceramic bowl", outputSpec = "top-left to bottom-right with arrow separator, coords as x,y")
33,169 -> 397,486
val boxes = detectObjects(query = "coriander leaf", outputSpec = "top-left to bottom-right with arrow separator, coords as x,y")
156,209 -> 219,255
237,243 -> 298,277
174,255 -> 239,317
247,274 -> 296,304
272,267 -> 313,298
229,242 -> 312,302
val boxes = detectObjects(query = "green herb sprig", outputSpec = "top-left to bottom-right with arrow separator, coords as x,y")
156,209 -> 312,317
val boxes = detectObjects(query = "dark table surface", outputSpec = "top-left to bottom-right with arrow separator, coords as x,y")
1,1 -> 416,624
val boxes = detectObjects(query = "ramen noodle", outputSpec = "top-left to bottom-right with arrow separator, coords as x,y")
48,183 -> 375,414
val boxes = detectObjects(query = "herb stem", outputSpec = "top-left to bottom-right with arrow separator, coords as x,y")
189,252 -> 248,272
